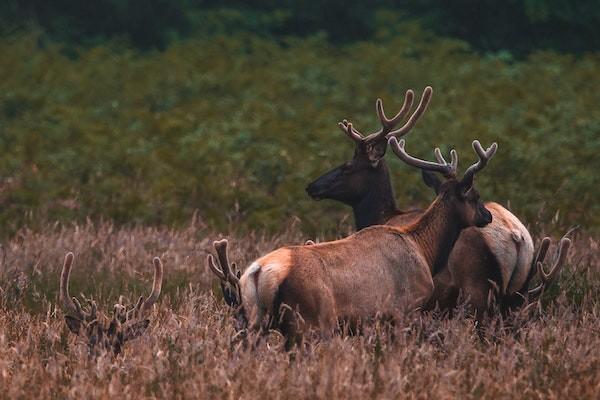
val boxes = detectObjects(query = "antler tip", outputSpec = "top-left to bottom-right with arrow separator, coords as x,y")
387,136 -> 400,146
213,238 -> 228,247
152,257 -> 162,268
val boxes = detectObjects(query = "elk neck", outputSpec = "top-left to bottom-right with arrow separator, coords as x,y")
404,194 -> 463,275
352,160 -> 400,230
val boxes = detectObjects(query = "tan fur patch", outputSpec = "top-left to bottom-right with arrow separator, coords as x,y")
256,249 -> 293,313
485,202 -> 517,231
481,202 -> 534,294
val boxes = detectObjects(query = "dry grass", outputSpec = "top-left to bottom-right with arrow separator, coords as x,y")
0,221 -> 598,399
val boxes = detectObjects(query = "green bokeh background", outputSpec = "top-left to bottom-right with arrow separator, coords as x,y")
0,2 -> 599,236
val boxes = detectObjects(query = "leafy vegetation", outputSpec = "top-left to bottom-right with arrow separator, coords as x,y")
1,20 -> 598,236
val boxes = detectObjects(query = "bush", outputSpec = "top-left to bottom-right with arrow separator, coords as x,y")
0,22 -> 598,236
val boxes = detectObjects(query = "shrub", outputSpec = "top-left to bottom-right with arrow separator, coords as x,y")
0,23 -> 598,236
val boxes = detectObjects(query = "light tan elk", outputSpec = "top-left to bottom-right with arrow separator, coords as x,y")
59,252 -> 163,354
240,137 -> 497,347
307,89 -> 540,313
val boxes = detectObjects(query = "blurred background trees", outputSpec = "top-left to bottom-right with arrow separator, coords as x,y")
0,1 -> 598,236
2,1 -> 599,52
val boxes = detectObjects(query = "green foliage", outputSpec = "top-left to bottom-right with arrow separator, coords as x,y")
0,23 -> 599,236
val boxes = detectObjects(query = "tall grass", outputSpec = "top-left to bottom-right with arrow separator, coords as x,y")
0,221 -> 598,398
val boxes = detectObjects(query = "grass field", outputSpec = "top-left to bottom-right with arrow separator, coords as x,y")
0,221 -> 598,399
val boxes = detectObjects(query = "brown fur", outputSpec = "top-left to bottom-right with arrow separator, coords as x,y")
398,202 -> 534,314
307,99 -> 533,316
241,181 -> 489,344
310,162 -> 534,315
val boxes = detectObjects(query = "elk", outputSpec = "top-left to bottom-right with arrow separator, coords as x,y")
306,89 -> 542,314
59,252 -> 163,355
305,87 -> 432,229
210,88 -> 431,313
239,137 -> 497,347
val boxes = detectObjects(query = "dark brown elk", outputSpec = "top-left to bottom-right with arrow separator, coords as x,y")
306,92 -> 543,314
240,137 -> 496,347
59,252 -> 163,355
305,87 -> 432,229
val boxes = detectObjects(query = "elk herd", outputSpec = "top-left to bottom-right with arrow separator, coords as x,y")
58,86 -> 572,354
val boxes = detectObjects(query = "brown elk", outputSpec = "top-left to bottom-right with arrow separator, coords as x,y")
239,137 -> 496,347
209,88 -> 431,311
306,90 -> 544,314
59,252 -> 163,355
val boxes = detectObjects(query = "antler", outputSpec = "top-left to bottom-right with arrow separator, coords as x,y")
59,252 -> 84,319
339,86 -> 432,150
388,138 -> 458,178
528,237 -> 571,300
460,140 -> 498,189
207,239 -> 239,285
207,239 -> 242,308
122,257 -> 163,321
60,253 -> 163,354
142,257 -> 163,313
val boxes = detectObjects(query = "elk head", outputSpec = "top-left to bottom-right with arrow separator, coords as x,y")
59,252 -> 163,355
389,137 -> 497,229
306,86 -> 433,205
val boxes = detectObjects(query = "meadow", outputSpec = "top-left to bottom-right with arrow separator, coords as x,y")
0,221 -> 599,398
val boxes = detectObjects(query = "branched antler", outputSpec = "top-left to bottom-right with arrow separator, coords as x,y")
460,140 -> 498,189
389,138 -> 497,193
59,253 -> 163,354
528,236 -> 572,301
339,86 -> 433,161
207,239 -> 242,308
388,138 -> 458,178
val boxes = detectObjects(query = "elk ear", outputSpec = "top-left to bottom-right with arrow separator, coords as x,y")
421,170 -> 442,194
123,319 -> 150,342
64,316 -> 82,334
